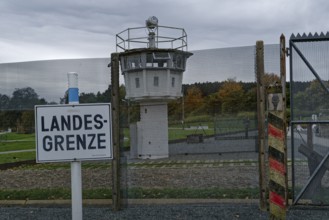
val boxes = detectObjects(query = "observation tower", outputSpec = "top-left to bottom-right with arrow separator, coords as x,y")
116,16 -> 192,159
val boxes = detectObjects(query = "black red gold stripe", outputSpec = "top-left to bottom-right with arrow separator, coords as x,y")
270,191 -> 286,209
268,124 -> 284,141
268,109 -> 287,219
269,146 -> 285,164
268,112 -> 284,128
269,157 -> 285,175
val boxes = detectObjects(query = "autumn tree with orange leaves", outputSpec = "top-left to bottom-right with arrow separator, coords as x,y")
218,78 -> 244,113
184,86 -> 204,114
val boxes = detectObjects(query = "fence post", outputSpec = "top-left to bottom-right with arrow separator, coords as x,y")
111,53 -> 121,211
256,41 -> 267,211
267,34 -> 288,219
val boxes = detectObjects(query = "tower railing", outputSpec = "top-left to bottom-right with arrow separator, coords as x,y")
116,25 -> 188,52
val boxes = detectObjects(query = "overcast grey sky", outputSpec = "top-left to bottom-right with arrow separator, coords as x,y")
1,0 -> 329,63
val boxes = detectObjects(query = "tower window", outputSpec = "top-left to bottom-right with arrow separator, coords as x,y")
135,77 -> 140,88
171,77 -> 175,87
154,76 -> 159,87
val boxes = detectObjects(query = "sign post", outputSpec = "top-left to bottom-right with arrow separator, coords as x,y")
35,73 -> 112,220
71,158 -> 82,220
69,72 -> 82,220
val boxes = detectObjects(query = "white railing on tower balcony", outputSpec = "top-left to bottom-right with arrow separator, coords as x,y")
116,25 -> 188,52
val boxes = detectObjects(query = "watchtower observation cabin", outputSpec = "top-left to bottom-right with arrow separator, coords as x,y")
116,16 -> 192,102
116,17 -> 192,159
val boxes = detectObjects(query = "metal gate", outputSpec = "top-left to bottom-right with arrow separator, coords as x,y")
290,32 -> 329,205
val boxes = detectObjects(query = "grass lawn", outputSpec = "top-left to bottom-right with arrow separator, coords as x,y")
0,127 -> 214,154
0,133 -> 35,152
3,133 -> 35,141
0,151 -> 35,163
0,126 -> 214,163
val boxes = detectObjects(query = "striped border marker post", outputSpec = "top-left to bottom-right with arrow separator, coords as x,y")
267,84 -> 288,220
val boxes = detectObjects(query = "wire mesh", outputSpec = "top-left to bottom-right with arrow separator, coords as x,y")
119,44 -> 280,203
0,44 -> 281,204
291,39 -> 329,205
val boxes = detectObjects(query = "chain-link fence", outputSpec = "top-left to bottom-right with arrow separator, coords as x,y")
290,35 -> 329,205
119,44 -> 281,204
0,44 -> 280,204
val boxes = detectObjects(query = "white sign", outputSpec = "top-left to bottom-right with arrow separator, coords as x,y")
35,103 -> 112,163
268,93 -> 283,111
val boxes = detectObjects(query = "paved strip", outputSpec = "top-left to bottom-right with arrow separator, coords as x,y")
0,200 -> 328,220
0,149 -> 35,155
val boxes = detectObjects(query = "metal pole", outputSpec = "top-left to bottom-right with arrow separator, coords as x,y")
111,53 -> 121,211
68,72 -> 83,220
71,162 -> 82,220
289,37 -> 296,202
280,34 -> 289,209
182,95 -> 185,129
256,41 -> 267,210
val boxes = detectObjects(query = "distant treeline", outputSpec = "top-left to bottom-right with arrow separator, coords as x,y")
0,78 -> 319,132
0,79 -> 309,110
0,87 -> 49,110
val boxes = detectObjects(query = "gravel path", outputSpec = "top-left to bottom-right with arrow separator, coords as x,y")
0,162 -> 329,219
0,162 -> 267,219
0,163 -> 260,190
0,147 -> 328,219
